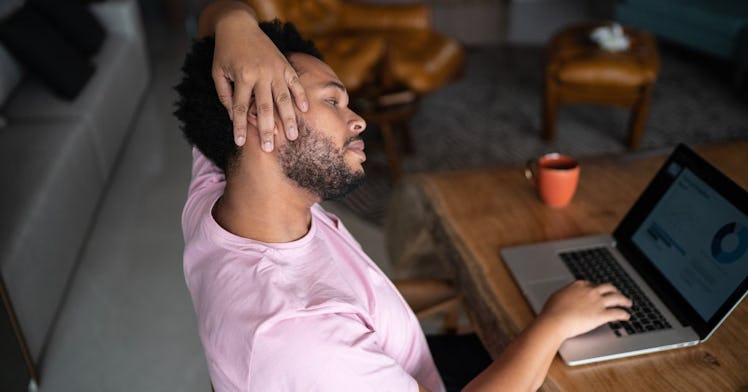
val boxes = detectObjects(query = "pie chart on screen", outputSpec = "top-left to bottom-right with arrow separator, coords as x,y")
711,222 -> 748,264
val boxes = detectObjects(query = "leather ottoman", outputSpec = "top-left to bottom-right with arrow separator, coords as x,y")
542,23 -> 660,150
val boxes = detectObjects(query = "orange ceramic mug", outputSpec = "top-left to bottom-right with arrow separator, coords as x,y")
525,153 -> 580,207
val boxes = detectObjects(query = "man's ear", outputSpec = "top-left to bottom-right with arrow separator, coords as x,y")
247,101 -> 258,127
247,101 -> 283,139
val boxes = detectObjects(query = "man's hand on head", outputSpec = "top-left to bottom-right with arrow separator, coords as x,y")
204,0 -> 308,151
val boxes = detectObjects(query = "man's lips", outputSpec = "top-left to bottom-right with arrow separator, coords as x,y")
346,139 -> 366,161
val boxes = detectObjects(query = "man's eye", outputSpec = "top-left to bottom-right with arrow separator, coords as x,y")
326,98 -> 339,106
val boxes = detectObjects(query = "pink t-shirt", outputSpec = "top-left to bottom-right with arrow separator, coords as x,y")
182,149 -> 445,392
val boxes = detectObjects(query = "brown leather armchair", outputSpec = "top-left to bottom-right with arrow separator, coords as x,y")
245,0 -> 465,95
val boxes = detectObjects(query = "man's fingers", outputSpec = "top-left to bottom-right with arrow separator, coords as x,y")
211,64 -> 303,150
273,83 -> 298,141
231,79 -> 253,147
254,83 -> 275,152
286,70 -> 308,112
603,293 -> 633,309
595,283 -> 621,296
213,71 -> 235,119
606,307 -> 632,321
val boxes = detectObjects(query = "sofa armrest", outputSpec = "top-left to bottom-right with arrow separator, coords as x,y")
0,44 -> 23,107
338,2 -> 430,31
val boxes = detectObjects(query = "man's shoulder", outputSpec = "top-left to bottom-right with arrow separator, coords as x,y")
311,203 -> 363,250
311,202 -> 336,222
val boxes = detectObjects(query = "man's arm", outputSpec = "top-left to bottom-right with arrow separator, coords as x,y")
197,0 -> 256,38
463,281 -> 631,392
247,313 -> 426,391
198,0 -> 308,151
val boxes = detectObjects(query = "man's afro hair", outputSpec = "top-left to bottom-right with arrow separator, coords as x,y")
174,20 -> 322,172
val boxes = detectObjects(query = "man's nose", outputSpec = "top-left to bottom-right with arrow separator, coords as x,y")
350,112 -> 366,134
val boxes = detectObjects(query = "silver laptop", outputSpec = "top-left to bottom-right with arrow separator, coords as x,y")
501,144 -> 748,366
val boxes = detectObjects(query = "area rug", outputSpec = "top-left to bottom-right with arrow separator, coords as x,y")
332,44 -> 748,225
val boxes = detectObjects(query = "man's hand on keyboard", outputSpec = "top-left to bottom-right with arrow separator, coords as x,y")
538,280 -> 633,340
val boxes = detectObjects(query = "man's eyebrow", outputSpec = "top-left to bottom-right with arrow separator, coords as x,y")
322,81 -> 346,93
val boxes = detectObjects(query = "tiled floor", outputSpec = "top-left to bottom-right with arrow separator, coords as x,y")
35,20 -> 391,391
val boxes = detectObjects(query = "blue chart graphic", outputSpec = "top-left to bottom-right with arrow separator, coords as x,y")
710,222 -> 748,264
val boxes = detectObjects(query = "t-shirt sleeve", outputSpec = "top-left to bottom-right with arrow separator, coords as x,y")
247,313 -> 420,392
188,147 -> 225,195
182,148 -> 225,235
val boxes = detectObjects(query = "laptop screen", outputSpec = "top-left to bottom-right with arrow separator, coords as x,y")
631,165 -> 748,321
615,144 -> 748,338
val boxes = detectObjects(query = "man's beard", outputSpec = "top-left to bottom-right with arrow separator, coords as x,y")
278,119 -> 365,201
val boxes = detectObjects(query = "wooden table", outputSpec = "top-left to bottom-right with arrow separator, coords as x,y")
387,141 -> 748,391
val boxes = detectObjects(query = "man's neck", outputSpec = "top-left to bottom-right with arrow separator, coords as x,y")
213,173 -> 317,243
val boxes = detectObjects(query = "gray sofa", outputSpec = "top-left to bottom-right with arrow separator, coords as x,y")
615,0 -> 748,85
0,0 -> 149,387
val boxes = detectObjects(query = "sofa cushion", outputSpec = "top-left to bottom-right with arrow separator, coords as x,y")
0,44 -> 23,108
0,119 -> 103,361
616,0 -> 748,59
29,0 -> 106,56
0,4 -> 95,100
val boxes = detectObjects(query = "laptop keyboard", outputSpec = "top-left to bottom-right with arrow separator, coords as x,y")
559,247 -> 672,337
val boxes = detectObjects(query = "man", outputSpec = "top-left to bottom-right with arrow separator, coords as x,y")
176,17 -> 632,392
176,21 -> 443,390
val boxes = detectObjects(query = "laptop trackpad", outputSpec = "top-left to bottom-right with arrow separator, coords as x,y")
525,277 -> 573,313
